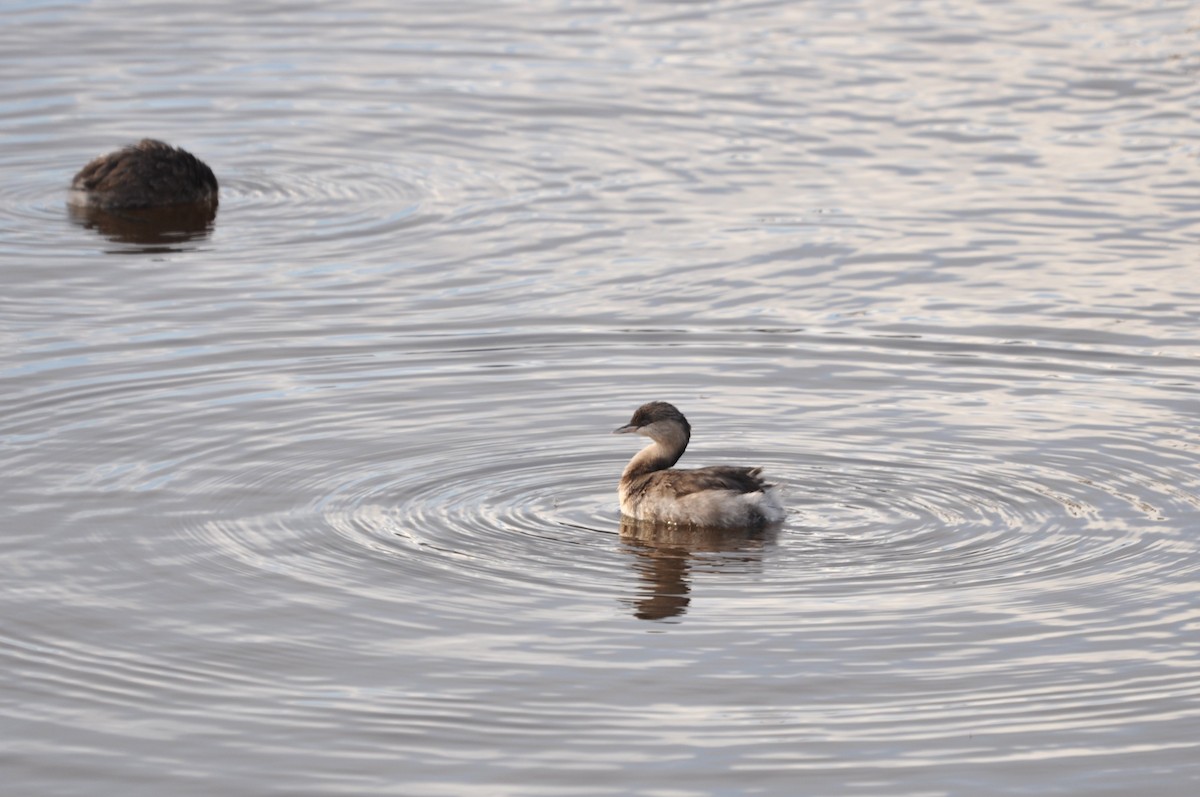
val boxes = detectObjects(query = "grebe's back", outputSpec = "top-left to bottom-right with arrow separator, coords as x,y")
70,139 -> 218,210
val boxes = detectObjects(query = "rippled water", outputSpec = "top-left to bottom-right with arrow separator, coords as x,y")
3,0 -> 1200,794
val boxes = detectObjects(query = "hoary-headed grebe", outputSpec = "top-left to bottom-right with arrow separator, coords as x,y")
614,401 -> 784,528
70,139 -> 218,209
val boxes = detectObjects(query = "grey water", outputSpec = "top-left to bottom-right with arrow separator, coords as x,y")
3,1 -> 1199,794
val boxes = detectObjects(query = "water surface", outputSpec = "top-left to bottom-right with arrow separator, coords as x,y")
2,1 -> 1199,795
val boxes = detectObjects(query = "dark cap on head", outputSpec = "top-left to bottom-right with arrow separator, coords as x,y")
614,401 -> 691,436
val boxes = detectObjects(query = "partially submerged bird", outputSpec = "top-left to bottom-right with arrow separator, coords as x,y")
70,139 -> 218,209
614,401 -> 784,528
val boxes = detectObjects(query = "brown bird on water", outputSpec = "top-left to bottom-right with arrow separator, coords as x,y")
614,401 -> 784,528
70,139 -> 218,210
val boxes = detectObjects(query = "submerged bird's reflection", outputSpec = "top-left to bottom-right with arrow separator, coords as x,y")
68,202 -> 217,250
620,518 -> 777,621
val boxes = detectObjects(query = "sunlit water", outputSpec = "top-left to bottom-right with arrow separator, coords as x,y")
2,1 -> 1199,794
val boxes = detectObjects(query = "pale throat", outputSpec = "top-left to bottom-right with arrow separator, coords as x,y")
622,423 -> 689,477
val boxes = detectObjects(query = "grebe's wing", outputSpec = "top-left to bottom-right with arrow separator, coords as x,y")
665,466 -> 773,497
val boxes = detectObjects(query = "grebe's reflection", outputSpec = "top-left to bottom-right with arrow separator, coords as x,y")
67,202 -> 217,250
620,517 -> 778,621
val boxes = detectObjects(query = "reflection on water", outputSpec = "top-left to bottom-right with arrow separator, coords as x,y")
66,201 -> 217,250
621,517 -> 777,621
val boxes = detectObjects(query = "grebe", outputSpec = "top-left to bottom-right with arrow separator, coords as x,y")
614,401 -> 784,528
70,139 -> 218,209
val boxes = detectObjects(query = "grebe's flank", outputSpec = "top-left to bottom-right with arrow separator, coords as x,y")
614,401 -> 784,528
70,139 -> 218,210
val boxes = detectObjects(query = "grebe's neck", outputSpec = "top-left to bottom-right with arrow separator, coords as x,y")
622,424 -> 689,479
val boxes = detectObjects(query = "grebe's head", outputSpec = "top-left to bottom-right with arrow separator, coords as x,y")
614,401 -> 691,444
